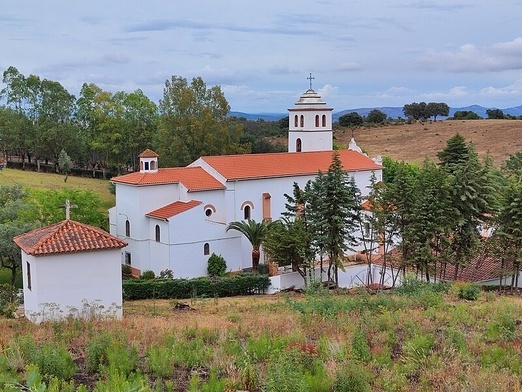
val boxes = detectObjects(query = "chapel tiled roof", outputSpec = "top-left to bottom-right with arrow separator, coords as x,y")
146,200 -> 202,220
13,220 -> 127,256
200,149 -> 381,181
138,149 -> 159,158
111,167 -> 225,191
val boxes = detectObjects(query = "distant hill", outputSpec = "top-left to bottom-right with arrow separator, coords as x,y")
231,105 -> 522,121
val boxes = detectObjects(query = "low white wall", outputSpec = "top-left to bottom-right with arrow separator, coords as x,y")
267,263 -> 402,294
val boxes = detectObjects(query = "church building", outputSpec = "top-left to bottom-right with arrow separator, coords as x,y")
109,84 -> 383,278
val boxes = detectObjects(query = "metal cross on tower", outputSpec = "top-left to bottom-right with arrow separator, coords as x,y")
307,73 -> 315,89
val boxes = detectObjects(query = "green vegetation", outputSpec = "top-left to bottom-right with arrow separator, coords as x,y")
1,285 -> 522,390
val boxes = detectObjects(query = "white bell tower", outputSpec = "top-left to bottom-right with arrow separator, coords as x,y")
288,73 -> 333,153
138,149 -> 159,173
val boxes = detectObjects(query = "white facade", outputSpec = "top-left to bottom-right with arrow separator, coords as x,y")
20,249 -> 123,323
109,86 -> 383,279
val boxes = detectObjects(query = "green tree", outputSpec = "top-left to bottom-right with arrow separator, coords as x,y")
452,110 -> 482,120
486,108 -> 504,119
0,184 -> 35,286
339,112 -> 363,127
158,75 -> 248,167
403,102 -> 428,121
426,102 -> 450,121
309,152 -> 361,284
437,134 -> 496,278
366,109 -> 387,124
407,159 -> 452,281
494,175 -> 522,289
226,219 -> 271,273
58,149 -> 72,182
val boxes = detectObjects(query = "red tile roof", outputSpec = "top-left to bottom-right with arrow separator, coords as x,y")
146,200 -> 202,220
201,149 -> 381,181
111,167 -> 225,191
13,220 -> 127,256
372,250 -> 514,283
139,149 -> 159,158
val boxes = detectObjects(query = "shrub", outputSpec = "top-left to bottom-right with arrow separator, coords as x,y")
456,282 -> 481,301
207,253 -> 227,277
332,362 -> 371,392
0,283 -> 20,318
122,273 -> 270,300
159,269 -> 174,279
140,270 -> 156,280
121,265 -> 132,276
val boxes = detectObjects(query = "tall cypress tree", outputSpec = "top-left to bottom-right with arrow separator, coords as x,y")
437,134 -> 495,278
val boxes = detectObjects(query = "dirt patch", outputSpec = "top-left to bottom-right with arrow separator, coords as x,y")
337,119 -> 522,166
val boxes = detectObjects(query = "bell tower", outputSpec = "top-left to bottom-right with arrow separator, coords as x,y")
138,149 -> 159,173
287,73 -> 333,153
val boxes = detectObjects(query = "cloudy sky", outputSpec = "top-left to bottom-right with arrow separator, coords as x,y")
2,0 -> 522,113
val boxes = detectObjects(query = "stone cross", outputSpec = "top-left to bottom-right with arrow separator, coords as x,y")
60,199 -> 78,220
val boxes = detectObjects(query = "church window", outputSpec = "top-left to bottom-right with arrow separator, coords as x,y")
204,243 -> 210,255
294,115 -> 298,127
155,225 -> 160,242
125,252 -> 132,266
26,261 -> 32,290
125,220 -> 130,237
205,208 -> 212,217
322,114 -> 326,127
150,161 -> 156,170
144,161 -> 150,170
204,204 -> 216,218
244,205 -> 251,220
315,115 -> 319,127
296,138 -> 302,152
140,161 -> 143,171
300,115 -> 304,127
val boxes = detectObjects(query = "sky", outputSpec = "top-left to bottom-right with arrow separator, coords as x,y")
2,0 -> 522,113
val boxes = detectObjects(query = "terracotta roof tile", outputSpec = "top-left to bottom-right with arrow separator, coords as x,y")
111,167 -> 225,191
13,220 -> 127,256
138,149 -> 159,158
201,150 -> 381,181
146,200 -> 202,220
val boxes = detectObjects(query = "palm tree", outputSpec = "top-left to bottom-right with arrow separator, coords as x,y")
226,219 -> 271,273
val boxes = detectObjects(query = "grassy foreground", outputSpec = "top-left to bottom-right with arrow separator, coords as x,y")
1,282 -> 522,391
0,168 -> 115,211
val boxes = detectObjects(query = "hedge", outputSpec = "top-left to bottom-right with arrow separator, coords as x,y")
122,273 -> 271,300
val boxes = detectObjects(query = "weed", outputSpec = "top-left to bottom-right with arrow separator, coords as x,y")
332,362 -> 371,392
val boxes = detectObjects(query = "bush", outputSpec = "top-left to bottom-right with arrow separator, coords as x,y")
122,273 -> 271,300
207,253 -> 227,277
456,282 -> 481,301
139,270 -> 155,280
0,283 -> 20,318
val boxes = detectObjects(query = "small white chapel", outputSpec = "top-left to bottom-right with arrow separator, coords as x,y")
109,83 -> 383,278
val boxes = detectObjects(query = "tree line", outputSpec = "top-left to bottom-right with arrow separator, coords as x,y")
1,67 -> 282,175
237,135 -> 521,289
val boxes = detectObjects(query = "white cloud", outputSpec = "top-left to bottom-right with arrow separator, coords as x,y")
416,38 -> 522,73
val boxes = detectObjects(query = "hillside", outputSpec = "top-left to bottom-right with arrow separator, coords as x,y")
335,119 -> 522,166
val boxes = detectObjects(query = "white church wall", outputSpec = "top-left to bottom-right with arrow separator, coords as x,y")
288,130 -> 333,152
22,250 -> 122,323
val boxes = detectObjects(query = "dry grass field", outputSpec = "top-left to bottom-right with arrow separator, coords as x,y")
335,119 -> 522,166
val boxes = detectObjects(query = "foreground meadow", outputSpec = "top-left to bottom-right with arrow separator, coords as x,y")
1,282 -> 522,391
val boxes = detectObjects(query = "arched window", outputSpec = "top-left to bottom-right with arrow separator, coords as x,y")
296,138 -> 302,152
244,205 -> 251,220
294,115 -> 298,127
300,115 -> 304,127
315,115 -> 319,127
204,243 -> 210,255
155,225 -> 160,242
322,114 -> 326,127
125,220 -> 130,237
144,161 -> 150,170
150,161 -> 156,170
140,161 -> 143,171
